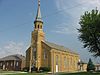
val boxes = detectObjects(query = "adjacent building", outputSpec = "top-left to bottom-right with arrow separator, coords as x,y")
95,64 -> 100,71
78,60 -> 87,71
0,54 -> 25,71
26,0 -> 80,72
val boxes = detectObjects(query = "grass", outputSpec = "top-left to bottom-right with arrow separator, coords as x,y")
57,72 -> 100,75
6,73 -> 45,75
0,71 -> 100,75
0,71 -> 46,75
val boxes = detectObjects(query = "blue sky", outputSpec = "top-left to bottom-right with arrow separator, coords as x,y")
0,0 -> 100,63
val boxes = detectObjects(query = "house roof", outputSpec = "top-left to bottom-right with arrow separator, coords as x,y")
43,41 -> 79,55
0,54 -> 25,61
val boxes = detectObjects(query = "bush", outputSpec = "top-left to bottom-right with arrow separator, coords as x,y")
23,67 -> 29,72
23,66 -> 37,72
39,67 -> 50,72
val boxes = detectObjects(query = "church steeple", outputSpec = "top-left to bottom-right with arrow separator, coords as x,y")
31,0 -> 45,71
34,0 -> 43,31
34,0 -> 43,24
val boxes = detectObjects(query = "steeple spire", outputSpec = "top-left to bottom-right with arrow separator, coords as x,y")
35,0 -> 43,23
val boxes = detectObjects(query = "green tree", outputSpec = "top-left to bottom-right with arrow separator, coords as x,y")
78,8 -> 100,57
87,58 -> 95,71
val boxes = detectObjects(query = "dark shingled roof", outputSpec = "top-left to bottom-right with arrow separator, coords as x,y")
43,41 -> 79,55
0,54 -> 25,61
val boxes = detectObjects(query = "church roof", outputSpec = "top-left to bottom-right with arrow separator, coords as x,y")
43,41 -> 79,55
0,54 -> 25,61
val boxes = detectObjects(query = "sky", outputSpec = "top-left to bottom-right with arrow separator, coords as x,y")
0,0 -> 100,63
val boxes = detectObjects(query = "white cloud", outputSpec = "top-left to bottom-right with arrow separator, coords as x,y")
56,0 -> 100,11
52,23 -> 78,35
0,41 -> 25,58
78,0 -> 100,7
54,0 -> 100,35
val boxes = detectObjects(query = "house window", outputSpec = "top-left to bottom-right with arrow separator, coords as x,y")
56,55 -> 58,65
0,62 -> 2,66
11,62 -> 13,66
6,62 -> 9,66
16,62 -> 19,66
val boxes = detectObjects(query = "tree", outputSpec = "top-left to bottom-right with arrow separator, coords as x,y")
87,58 -> 95,71
78,8 -> 100,57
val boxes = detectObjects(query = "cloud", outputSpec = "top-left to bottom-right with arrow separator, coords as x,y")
78,0 -> 100,7
56,0 -> 100,11
52,23 -> 78,35
0,41 -> 25,58
54,0 -> 100,35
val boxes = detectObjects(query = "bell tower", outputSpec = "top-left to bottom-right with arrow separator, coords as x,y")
31,0 -> 45,71
34,0 -> 43,31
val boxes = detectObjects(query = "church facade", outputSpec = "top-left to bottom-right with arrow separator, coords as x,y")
26,0 -> 79,72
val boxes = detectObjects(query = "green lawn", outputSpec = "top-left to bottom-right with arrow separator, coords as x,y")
6,73 -> 45,75
1,72 -> 100,75
57,72 -> 100,75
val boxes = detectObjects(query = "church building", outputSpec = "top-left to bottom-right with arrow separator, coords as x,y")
26,0 -> 79,72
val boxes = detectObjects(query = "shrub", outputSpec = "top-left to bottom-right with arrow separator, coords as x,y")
23,67 -> 29,72
39,67 -> 50,72
23,66 -> 38,72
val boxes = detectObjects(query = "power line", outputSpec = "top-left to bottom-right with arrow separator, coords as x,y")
42,1 -> 87,18
0,1 -> 88,33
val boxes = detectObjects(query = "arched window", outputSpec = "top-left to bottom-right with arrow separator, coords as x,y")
33,48 -> 37,60
6,62 -> 9,66
44,49 -> 47,60
16,62 -> 19,66
71,57 -> 73,65
64,57 -> 67,68
56,55 -> 58,65
0,62 -> 2,66
38,25 -> 39,29
11,62 -> 13,66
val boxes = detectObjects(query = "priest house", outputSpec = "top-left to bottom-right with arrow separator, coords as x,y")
26,0 -> 79,72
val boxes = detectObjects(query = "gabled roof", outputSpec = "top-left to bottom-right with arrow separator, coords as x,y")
43,41 -> 79,55
0,54 -> 25,61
